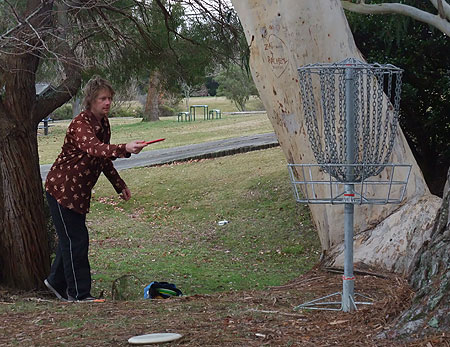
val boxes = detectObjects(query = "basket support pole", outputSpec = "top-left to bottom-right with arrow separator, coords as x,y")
342,202 -> 356,311
342,67 -> 357,312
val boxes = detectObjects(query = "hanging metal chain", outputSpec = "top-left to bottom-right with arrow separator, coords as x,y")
299,70 -> 325,165
297,58 -> 403,182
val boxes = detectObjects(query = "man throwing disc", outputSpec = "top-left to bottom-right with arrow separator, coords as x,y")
44,76 -> 148,302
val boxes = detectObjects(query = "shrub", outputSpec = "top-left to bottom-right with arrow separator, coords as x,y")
215,65 -> 259,111
51,104 -> 73,120
110,106 -> 143,118
159,104 -> 176,117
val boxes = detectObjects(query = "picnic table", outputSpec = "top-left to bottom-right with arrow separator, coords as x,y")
189,105 -> 208,121
38,116 -> 53,135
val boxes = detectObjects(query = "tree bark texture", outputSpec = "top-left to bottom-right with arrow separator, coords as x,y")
387,168 -> 449,338
231,0 -> 439,274
143,70 -> 161,122
0,53 -> 51,289
0,113 -> 51,288
0,0 -> 81,289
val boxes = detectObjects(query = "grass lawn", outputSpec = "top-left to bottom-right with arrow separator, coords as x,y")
87,147 -> 320,299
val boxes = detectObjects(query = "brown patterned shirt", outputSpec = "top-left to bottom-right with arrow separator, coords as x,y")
45,110 -> 130,214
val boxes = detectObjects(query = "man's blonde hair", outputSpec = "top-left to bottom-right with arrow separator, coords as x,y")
82,76 -> 115,110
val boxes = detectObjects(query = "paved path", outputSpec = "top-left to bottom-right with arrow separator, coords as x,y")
40,132 -> 279,180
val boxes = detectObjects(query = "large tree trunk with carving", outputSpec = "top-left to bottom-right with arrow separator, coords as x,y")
0,1 -> 81,289
231,0 -> 441,274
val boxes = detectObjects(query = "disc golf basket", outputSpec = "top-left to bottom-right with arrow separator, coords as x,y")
288,58 -> 411,312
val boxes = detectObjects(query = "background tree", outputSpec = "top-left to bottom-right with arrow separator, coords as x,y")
144,70 -> 162,121
346,1 -> 450,196
138,0 -> 248,120
138,0 -> 184,122
215,64 -> 259,111
155,1 -> 248,113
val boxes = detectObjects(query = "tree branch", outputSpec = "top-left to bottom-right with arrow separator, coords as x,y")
32,43 -> 82,124
95,3 -> 162,52
4,0 -> 24,24
154,0 -> 201,46
341,1 -> 450,36
0,1 -> 47,44
32,2 -> 82,123
429,0 -> 450,21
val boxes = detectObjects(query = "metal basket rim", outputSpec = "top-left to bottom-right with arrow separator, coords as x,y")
297,58 -> 403,73
287,163 -> 411,205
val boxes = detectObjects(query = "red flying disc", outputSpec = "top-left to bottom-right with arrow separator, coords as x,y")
144,138 -> 165,145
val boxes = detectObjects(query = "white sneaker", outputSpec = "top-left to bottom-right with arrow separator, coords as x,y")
44,279 -> 68,302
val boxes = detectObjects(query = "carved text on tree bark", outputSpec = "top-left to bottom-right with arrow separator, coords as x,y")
264,34 -> 289,78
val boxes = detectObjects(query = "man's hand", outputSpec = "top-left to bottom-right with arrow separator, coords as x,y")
120,187 -> 131,201
126,140 -> 148,154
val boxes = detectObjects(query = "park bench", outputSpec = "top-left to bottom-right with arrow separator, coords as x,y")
208,109 -> 221,120
189,105 -> 208,120
177,111 -> 191,122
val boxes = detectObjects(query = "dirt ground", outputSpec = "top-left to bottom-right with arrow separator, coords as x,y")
0,268 -> 448,346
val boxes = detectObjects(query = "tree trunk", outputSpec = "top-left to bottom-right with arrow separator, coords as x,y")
184,89 -> 191,113
0,115 -> 51,288
387,168 -> 449,338
179,80 -> 192,113
72,97 -> 81,118
0,52 -> 52,289
0,0 -> 81,289
143,70 -> 161,122
231,0 -> 440,274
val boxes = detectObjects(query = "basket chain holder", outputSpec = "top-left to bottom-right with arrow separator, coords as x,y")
289,58 -> 411,312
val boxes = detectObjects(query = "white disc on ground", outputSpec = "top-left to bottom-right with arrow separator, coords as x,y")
128,333 -> 182,345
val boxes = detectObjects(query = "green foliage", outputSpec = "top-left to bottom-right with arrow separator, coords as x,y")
51,104 -> 73,120
346,3 -> 450,195
51,103 -> 145,119
205,76 -> 219,96
158,104 -> 176,117
37,0 -> 245,104
110,105 -> 143,118
2,0 -> 247,109
215,65 -> 259,111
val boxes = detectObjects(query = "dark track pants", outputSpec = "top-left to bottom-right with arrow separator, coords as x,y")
46,192 -> 91,300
